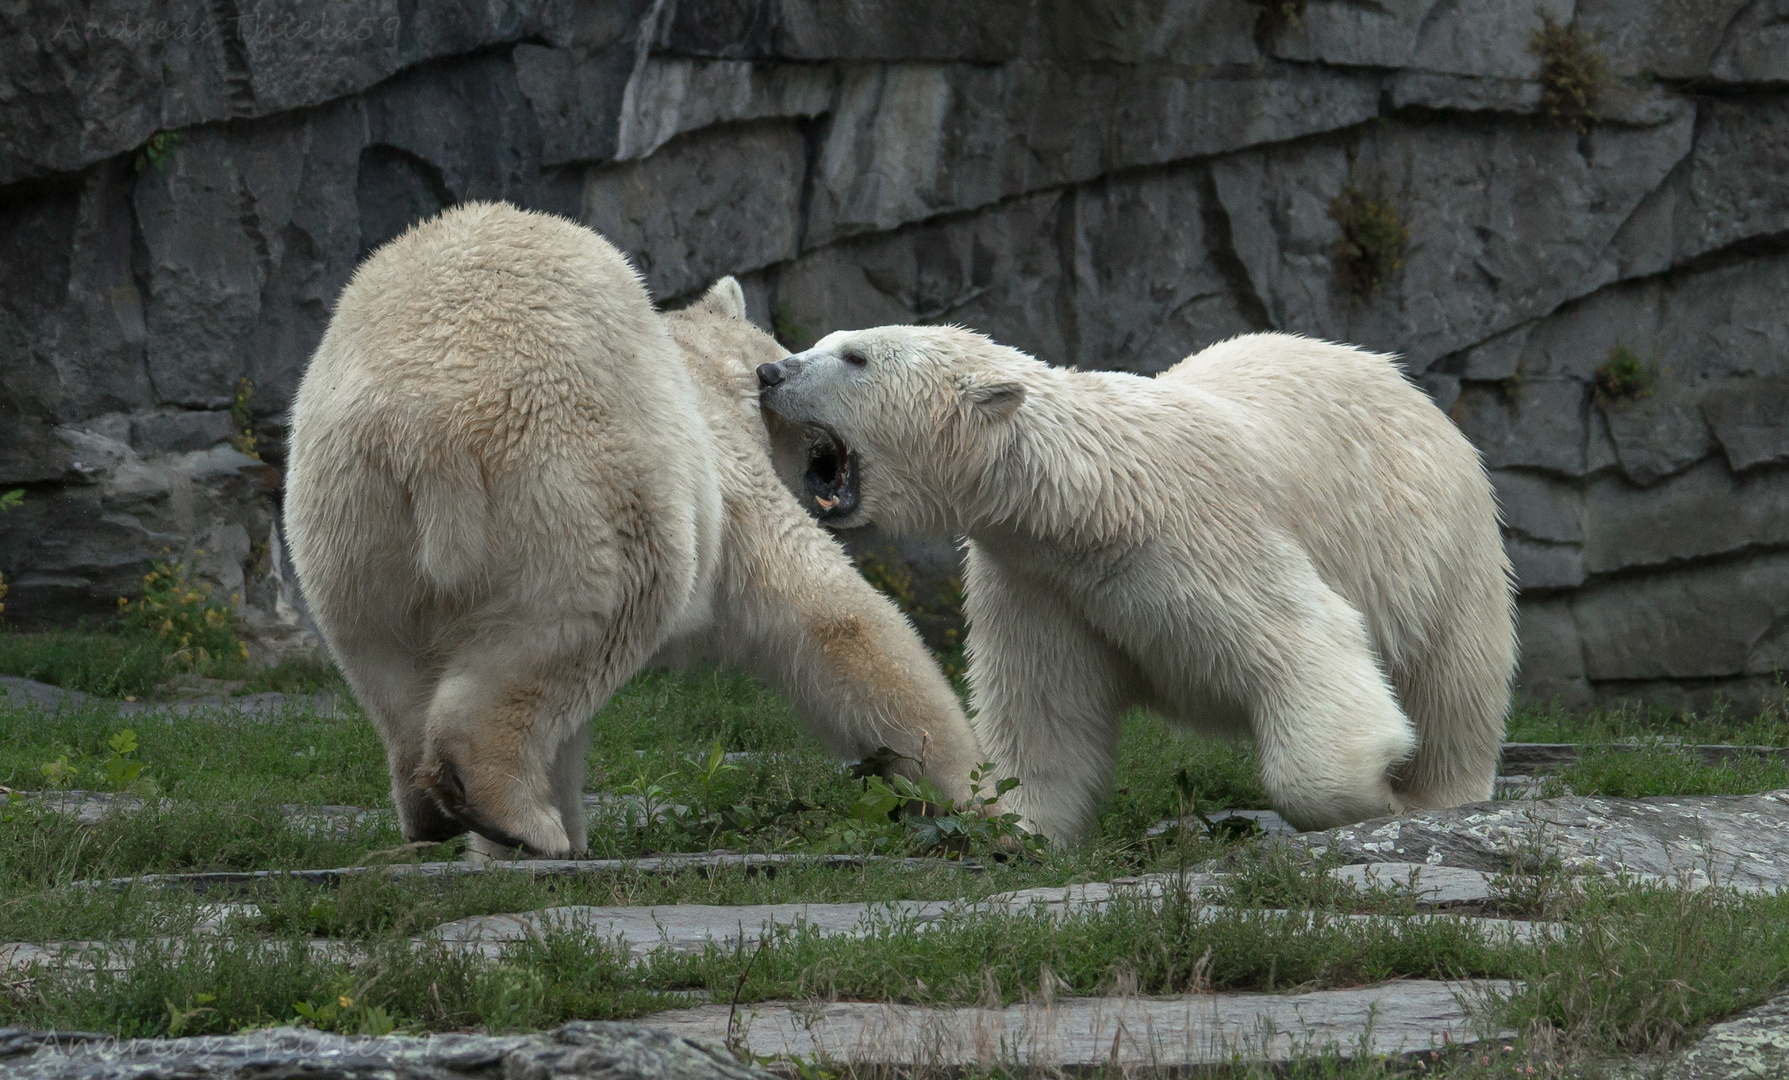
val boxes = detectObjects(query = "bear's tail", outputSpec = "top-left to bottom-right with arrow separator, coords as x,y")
410,450 -> 489,596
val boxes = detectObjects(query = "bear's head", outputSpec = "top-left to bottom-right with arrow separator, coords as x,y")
756,325 -> 1029,535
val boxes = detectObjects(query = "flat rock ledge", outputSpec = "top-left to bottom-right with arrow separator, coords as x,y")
0,1022 -> 775,1080
1296,789 -> 1789,891
647,980 -> 1514,1068
0,676 -> 338,720
1659,989 -> 1789,1080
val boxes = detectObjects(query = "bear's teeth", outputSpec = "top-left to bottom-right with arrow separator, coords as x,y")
815,495 -> 840,510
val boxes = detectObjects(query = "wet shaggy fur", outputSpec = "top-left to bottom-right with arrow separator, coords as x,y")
759,326 -> 1517,844
285,203 -> 982,858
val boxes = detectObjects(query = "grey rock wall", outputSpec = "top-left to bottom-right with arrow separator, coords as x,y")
3,0 -> 1786,713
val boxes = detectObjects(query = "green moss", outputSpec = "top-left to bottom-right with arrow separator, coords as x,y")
1327,186 -> 1409,298
1595,344 -> 1658,404
1529,15 -> 1608,131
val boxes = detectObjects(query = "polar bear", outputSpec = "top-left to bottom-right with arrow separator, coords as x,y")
285,203 -> 983,858
757,326 -> 1516,843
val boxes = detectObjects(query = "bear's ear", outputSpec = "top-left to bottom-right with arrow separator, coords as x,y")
962,380 -> 1027,420
695,276 -> 748,320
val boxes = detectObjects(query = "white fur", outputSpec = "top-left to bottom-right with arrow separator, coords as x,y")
761,326 -> 1517,843
286,204 -> 983,858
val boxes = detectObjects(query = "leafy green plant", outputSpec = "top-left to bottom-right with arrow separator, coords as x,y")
1594,344 -> 1657,404
292,991 -> 403,1036
97,728 -> 155,794
33,728 -> 155,795
165,992 -> 217,1036
1530,15 -> 1607,131
1328,186 -> 1409,298
117,559 -> 248,669
137,131 -> 182,172
825,761 -> 1040,859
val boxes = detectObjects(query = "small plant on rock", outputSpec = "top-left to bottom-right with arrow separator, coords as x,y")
1328,186 -> 1409,298
1530,14 -> 1607,131
137,130 -> 182,172
230,377 -> 261,460
1595,344 -> 1658,404
117,558 -> 249,670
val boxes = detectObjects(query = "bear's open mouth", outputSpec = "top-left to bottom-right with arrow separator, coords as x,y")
802,422 -> 861,521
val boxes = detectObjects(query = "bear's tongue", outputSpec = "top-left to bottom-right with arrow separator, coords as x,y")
803,423 -> 858,519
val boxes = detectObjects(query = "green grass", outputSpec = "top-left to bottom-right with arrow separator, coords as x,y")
1507,694 -> 1789,747
0,629 -> 180,698
5,627 -> 1789,1062
2,885 -> 1526,1037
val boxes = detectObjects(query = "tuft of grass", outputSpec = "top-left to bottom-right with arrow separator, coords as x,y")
1328,186 -> 1409,298
0,629 -> 179,698
1557,742 -> 1789,798
1509,692 -> 1789,748
1594,344 -> 1658,404
1529,15 -> 1607,131
1501,883 -> 1789,1056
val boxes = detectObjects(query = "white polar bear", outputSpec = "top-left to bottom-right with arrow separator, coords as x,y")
285,203 -> 983,858
757,326 -> 1516,843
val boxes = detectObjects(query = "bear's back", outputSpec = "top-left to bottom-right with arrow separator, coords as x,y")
297,202 -> 694,474
1157,332 -> 1505,668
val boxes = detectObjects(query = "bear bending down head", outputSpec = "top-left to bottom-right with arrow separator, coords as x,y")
758,325 -> 1517,844
286,203 -> 984,859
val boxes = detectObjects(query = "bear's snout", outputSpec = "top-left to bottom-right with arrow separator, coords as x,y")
757,361 -> 787,388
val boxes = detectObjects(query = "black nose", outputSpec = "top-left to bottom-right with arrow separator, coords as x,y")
757,361 -> 786,388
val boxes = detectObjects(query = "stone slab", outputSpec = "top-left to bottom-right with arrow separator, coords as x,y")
6,790 -> 379,837
0,1021 -> 773,1080
1147,809 -> 1298,838
1498,743 -> 1789,776
0,676 -> 338,719
88,852 -> 979,893
428,877 -> 1197,957
1299,790 -> 1789,891
1328,863 -> 1499,908
643,980 -> 1515,1067
1658,989 -> 1789,1080
427,887 -> 1550,959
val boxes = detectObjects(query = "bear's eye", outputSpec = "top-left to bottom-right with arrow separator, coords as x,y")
840,350 -> 867,368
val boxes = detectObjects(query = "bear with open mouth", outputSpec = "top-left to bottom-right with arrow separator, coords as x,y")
759,324 -> 1516,844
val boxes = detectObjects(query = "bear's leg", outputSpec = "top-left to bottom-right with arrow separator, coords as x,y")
424,615 -> 648,859
464,722 -> 592,864
963,545 -> 1132,846
1241,589 -> 1416,832
709,498 -> 985,803
1389,600 -> 1512,810
316,604 -> 465,844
